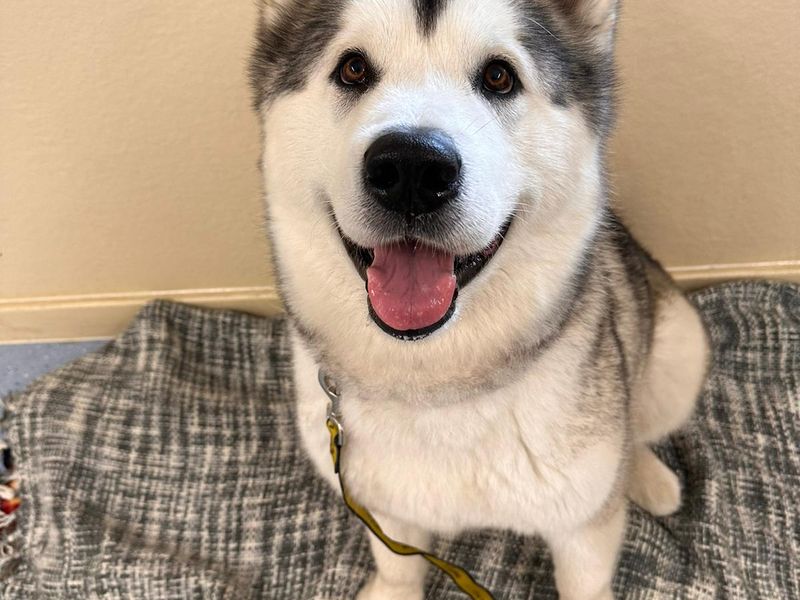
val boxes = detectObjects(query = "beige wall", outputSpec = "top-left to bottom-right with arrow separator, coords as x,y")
1,1 -> 798,343
612,0 -> 800,287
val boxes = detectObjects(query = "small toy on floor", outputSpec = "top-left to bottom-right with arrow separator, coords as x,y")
1,401 -> 22,575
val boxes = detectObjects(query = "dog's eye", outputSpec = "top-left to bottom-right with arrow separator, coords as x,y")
339,53 -> 370,87
482,61 -> 516,95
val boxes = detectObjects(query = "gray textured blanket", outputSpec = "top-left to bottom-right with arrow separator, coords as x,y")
1,282 -> 798,599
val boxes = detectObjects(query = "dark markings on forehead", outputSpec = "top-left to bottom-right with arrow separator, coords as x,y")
513,1 -> 617,137
250,0 -> 346,109
415,0 -> 449,34
250,0 -> 616,137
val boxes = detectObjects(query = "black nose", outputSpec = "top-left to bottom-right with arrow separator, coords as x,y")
363,129 -> 462,217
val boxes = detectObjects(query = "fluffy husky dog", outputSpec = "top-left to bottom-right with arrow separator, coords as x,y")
250,1 -> 709,598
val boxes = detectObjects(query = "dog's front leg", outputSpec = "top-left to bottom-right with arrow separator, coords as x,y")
546,504 -> 627,600
356,512 -> 431,600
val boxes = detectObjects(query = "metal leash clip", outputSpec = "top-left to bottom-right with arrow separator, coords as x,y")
319,370 -> 344,450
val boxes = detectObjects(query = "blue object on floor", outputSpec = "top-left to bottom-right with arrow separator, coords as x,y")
0,342 -> 107,397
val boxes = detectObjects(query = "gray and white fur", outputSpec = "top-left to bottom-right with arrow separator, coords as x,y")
250,1 -> 710,598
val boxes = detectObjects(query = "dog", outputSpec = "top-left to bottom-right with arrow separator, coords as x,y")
250,1 -> 710,598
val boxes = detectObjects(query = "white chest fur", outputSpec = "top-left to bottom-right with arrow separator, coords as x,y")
291,333 -> 625,539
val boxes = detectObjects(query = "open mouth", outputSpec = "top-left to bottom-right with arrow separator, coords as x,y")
339,220 -> 512,341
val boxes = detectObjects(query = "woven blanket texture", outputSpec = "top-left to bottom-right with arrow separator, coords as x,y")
1,281 -> 798,599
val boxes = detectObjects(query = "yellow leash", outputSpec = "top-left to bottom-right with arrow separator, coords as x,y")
319,371 -> 495,600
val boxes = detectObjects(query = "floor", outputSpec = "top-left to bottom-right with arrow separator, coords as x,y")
0,342 -> 107,398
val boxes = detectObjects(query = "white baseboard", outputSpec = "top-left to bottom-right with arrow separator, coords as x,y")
669,260 -> 800,290
1,262 -> 798,344
0,287 -> 282,344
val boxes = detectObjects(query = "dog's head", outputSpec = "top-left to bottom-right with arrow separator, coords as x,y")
251,0 -> 618,387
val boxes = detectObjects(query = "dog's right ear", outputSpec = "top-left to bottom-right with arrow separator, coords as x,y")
251,0 -> 294,109
258,0 -> 294,25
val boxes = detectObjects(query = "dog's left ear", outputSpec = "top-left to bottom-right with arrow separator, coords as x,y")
552,0 -> 618,49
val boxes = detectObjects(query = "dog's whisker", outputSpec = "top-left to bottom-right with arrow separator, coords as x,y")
521,15 -> 560,41
459,115 -> 483,136
470,118 -> 495,136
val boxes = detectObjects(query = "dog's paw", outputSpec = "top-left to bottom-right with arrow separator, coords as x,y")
560,585 -> 615,600
591,587 -> 615,600
356,574 -> 425,600
628,446 -> 682,517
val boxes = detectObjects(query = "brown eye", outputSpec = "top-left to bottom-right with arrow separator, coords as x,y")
483,61 -> 515,95
339,54 -> 369,86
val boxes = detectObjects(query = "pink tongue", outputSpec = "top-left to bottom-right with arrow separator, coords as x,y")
367,242 -> 456,332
